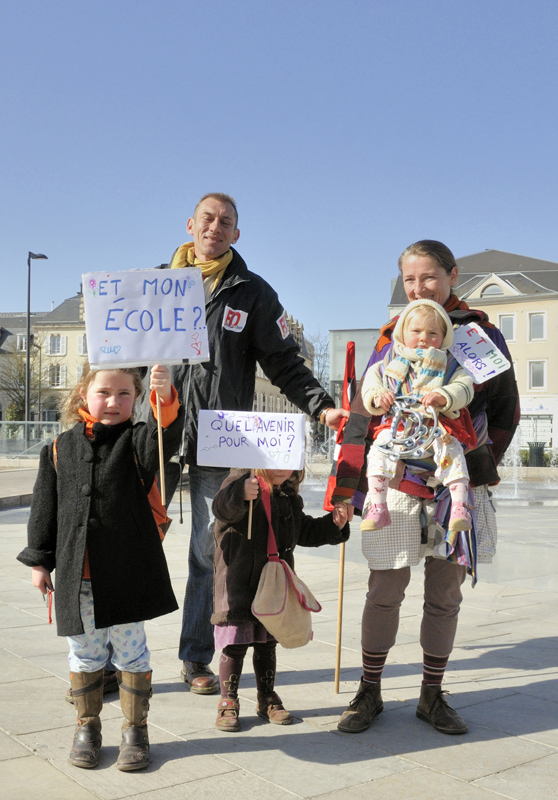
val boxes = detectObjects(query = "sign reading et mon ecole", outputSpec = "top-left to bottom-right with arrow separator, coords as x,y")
82,268 -> 209,368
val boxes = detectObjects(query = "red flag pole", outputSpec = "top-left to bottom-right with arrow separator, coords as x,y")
333,342 -> 355,693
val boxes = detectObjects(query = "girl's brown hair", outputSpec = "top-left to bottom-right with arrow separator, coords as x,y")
255,468 -> 305,493
60,362 -> 145,427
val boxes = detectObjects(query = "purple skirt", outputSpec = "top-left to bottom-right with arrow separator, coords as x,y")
214,620 -> 275,650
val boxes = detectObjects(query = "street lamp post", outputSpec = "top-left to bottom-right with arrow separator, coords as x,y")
25,252 -> 48,435
30,338 -> 42,421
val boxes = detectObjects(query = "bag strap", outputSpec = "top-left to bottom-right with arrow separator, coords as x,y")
257,478 -> 280,561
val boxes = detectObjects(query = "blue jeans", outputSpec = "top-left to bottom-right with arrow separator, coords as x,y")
178,464 -> 229,664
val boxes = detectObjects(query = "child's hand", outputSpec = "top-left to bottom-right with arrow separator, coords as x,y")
243,477 -> 259,502
150,364 -> 172,404
375,390 -> 396,413
421,391 -> 446,410
32,566 -> 53,595
333,502 -> 350,528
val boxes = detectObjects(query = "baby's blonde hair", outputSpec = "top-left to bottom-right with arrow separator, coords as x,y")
404,305 -> 447,338
60,362 -> 145,427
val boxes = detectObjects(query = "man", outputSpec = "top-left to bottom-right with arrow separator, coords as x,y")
166,193 -> 346,694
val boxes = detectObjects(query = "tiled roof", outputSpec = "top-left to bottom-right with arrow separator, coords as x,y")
35,294 -> 83,324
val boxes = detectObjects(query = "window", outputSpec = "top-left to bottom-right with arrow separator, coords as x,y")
76,364 -> 83,381
46,334 -> 67,356
529,361 -> 546,390
16,334 -> 27,352
529,312 -> 546,341
48,365 -> 67,388
78,334 -> 88,355
498,314 -> 515,342
480,284 -> 504,297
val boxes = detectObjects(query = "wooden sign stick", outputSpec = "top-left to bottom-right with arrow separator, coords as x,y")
156,394 -> 166,506
247,468 -> 255,540
334,540 -> 346,693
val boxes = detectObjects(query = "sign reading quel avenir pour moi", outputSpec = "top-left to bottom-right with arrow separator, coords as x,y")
197,410 -> 306,470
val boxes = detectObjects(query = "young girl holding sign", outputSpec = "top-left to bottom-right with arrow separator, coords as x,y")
17,363 -> 183,771
211,467 -> 350,732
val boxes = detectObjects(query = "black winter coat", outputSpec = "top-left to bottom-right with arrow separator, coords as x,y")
211,471 -> 350,625
168,248 -> 334,464
17,408 -> 184,636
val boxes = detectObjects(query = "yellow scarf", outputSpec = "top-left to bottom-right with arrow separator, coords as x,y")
170,241 -> 232,294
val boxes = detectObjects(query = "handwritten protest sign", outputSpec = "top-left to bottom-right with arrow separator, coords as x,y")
82,268 -> 209,368
197,410 -> 306,470
450,322 -> 510,382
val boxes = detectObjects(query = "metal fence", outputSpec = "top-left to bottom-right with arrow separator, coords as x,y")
0,421 -> 61,457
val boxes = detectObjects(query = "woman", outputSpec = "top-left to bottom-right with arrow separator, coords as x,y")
333,240 -> 519,736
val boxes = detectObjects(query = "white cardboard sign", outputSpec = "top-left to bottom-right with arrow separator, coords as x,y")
449,322 -> 510,382
197,410 -> 306,469
82,268 -> 209,368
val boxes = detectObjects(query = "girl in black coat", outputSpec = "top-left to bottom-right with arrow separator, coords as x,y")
17,362 -> 183,772
212,467 -> 350,732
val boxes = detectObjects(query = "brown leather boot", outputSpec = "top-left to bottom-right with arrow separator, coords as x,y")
65,669 -> 120,704
337,679 -> 384,733
416,684 -> 468,734
68,670 -> 104,768
216,697 -> 241,732
256,691 -> 294,725
115,671 -> 153,771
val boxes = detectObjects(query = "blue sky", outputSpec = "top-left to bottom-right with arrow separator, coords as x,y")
1,0 -> 557,336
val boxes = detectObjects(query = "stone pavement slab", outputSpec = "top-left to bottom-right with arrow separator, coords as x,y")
1,483 -> 557,800
475,751 -> 558,800
0,755 -> 100,799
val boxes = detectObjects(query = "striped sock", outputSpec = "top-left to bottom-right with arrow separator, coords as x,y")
422,652 -> 449,686
362,649 -> 389,684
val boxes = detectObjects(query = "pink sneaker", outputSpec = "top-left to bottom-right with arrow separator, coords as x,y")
360,503 -> 391,531
448,501 -> 472,532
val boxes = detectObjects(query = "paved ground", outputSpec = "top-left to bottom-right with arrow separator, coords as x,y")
1,468 -> 557,800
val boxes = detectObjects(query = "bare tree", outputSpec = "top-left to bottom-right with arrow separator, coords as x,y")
306,330 -> 330,389
305,330 -> 330,453
0,340 -> 56,420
